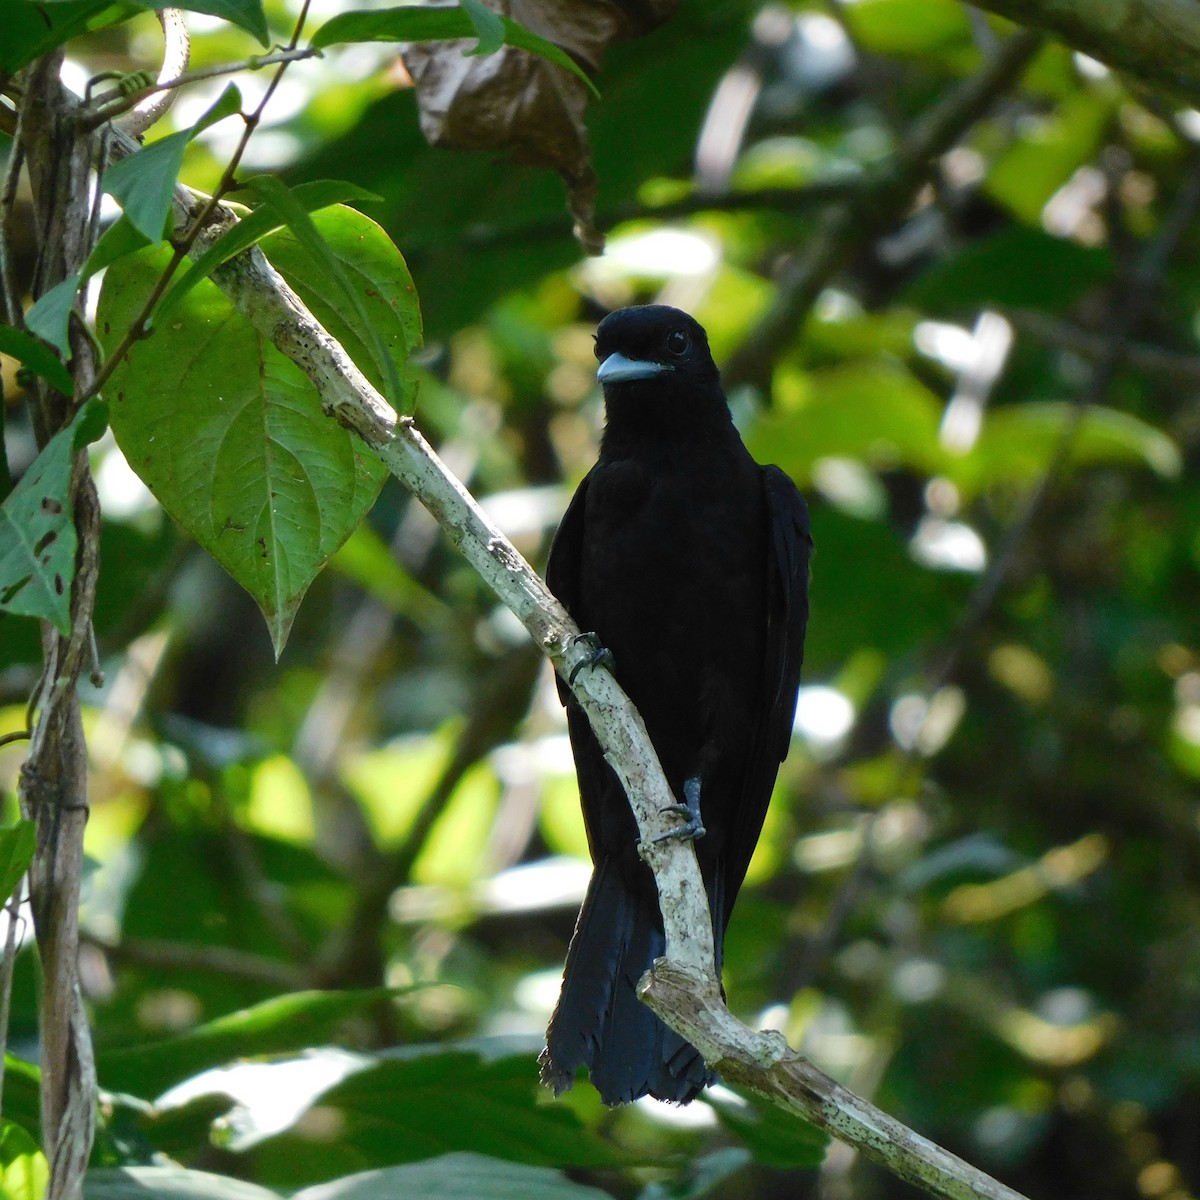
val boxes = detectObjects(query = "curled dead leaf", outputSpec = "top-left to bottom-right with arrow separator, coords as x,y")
401,0 -> 678,255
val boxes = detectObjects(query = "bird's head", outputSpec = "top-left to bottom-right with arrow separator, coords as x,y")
593,306 -> 721,397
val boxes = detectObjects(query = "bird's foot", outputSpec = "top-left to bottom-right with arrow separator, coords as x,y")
568,632 -> 615,685
651,776 -> 706,844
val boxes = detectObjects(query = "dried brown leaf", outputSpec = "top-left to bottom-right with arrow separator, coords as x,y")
401,0 -> 678,254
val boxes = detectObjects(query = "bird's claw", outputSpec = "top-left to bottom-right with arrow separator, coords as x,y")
568,632 -> 615,685
650,777 -> 706,844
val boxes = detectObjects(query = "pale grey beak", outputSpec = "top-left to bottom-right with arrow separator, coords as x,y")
596,352 -> 674,385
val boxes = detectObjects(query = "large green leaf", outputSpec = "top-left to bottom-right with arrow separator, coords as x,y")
951,402 -> 1181,495
97,240 -> 388,654
291,1153 -> 614,1200
244,1050 -> 629,1187
0,399 -> 108,634
243,178 -> 411,410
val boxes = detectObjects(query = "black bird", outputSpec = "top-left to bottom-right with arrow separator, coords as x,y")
540,305 -> 811,1104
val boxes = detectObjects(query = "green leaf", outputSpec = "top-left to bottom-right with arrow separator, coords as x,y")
97,246 -> 386,655
702,1090 -> 829,1169
0,1119 -> 48,1200
843,0 -> 973,56
258,204 -> 422,413
745,362 -> 946,481
308,6 -> 598,97
0,399 -> 108,634
239,176 -> 408,409
245,1051 -> 629,1187
953,402 -> 1182,495
1,1060 -> 41,1147
1,0 -> 112,74
0,820 -> 36,908
99,989 -> 408,1098
166,1 -> 269,45
290,1153 -> 615,1200
462,0 -> 504,55
25,274 -> 82,358
103,85 -> 242,242
83,1166 -> 283,1200
34,1 -> 270,46
158,182 -> 381,323
986,90 -> 1115,226
0,325 -> 74,394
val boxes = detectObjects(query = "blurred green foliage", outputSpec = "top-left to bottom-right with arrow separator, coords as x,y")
4,0 -> 1200,1197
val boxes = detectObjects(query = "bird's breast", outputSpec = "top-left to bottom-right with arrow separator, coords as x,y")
577,451 -> 766,642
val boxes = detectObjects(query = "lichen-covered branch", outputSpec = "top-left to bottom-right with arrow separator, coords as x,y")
644,962 -> 1030,1200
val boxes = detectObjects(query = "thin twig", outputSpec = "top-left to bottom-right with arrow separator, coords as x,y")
90,46 -> 318,130
83,0 -> 316,406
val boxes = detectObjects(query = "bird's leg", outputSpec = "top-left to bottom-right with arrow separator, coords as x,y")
651,775 -> 707,844
568,632 -> 615,685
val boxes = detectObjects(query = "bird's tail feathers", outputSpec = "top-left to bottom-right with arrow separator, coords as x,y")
540,858 -> 713,1105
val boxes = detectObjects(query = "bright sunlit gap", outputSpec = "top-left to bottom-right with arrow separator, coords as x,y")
158,1050 -> 368,1148
585,228 -> 721,282
889,687 -> 965,756
793,685 -> 855,748
909,516 -> 987,572
92,435 -> 158,521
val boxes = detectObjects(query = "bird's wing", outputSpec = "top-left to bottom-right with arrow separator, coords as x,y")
761,465 -> 812,765
545,469 -> 592,706
724,466 -> 812,907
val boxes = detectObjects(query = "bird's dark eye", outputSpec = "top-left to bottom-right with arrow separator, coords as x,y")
665,329 -> 690,356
